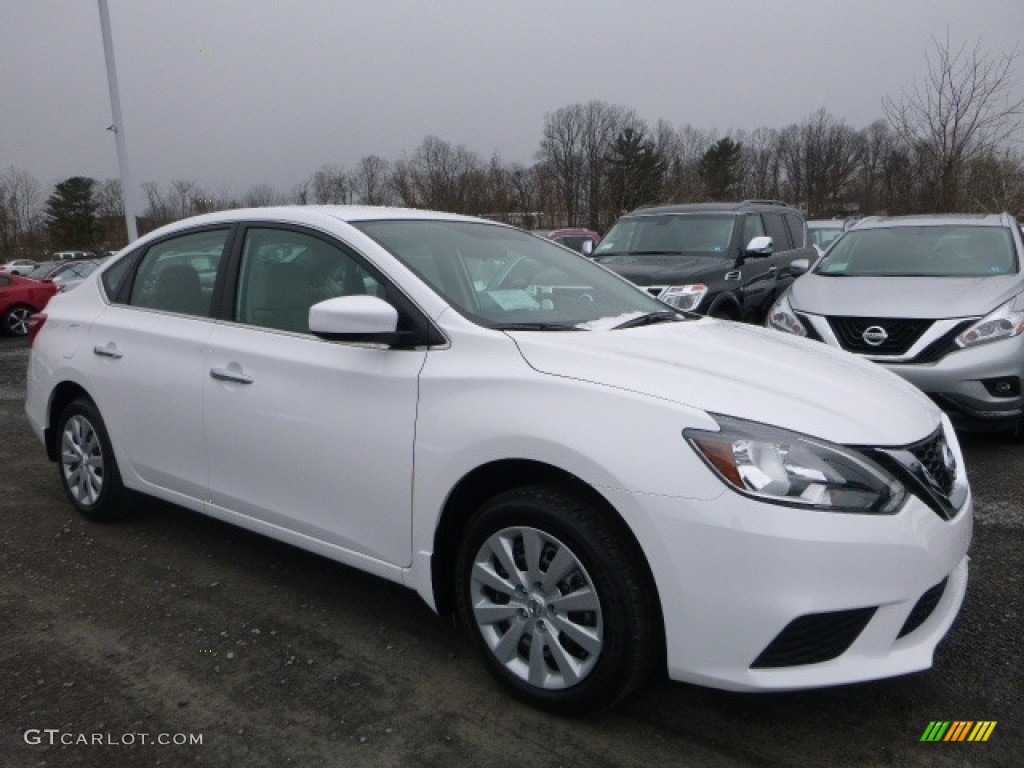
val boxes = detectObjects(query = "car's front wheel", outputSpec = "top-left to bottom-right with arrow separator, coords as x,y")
455,484 -> 659,715
56,398 -> 132,521
3,304 -> 34,336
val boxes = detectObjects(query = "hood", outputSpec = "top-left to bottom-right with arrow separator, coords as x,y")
509,319 -> 939,446
790,273 -> 1022,318
593,253 -> 732,285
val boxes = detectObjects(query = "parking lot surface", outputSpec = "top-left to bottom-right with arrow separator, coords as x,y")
0,334 -> 1020,767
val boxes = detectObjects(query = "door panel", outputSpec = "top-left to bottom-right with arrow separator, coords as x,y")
203,325 -> 424,565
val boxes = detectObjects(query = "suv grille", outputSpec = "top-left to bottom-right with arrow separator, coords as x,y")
827,317 -> 933,355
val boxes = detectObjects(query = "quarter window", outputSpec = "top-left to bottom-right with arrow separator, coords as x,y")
127,229 -> 229,317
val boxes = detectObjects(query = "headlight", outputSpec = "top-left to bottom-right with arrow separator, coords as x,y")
685,415 -> 906,514
766,293 -> 807,336
660,284 -> 707,311
955,294 -> 1024,349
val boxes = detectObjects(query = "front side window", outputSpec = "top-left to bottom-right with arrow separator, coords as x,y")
742,214 -> 766,247
235,228 -> 382,334
127,229 -> 229,317
816,225 -> 1019,277
762,213 -> 792,251
355,219 -> 669,330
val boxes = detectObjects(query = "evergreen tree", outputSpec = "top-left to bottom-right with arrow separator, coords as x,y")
605,127 -> 665,214
698,138 -> 743,200
46,176 -> 101,248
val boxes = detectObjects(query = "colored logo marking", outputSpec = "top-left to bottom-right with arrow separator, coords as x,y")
920,721 -> 997,742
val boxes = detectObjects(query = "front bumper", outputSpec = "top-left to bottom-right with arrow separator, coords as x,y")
605,480 -> 972,691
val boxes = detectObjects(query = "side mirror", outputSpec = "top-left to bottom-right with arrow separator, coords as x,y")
745,235 -> 774,256
309,295 -> 402,345
789,258 -> 810,276
581,240 -> 595,256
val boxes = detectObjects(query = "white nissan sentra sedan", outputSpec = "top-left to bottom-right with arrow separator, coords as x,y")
25,206 -> 972,714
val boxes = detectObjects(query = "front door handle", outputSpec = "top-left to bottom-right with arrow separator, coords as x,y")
210,366 -> 254,384
93,343 -> 123,359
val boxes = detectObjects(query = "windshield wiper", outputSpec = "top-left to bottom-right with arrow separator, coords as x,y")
498,322 -> 583,331
612,311 -> 683,330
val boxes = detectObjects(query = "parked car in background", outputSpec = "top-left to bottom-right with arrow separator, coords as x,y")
52,250 -> 97,261
807,219 -> 848,254
26,206 -> 971,714
591,200 -> 817,322
47,260 -> 101,292
1,259 -> 40,276
0,272 -> 58,335
768,213 -> 1024,434
532,228 -> 601,254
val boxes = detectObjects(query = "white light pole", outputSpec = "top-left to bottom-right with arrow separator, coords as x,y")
97,0 -> 139,242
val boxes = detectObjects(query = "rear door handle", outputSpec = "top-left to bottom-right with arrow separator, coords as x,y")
210,366 -> 254,385
93,343 -> 123,359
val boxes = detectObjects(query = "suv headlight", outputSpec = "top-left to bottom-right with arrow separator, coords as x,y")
955,294 -> 1024,349
660,284 -> 707,311
766,293 -> 808,336
685,415 -> 905,514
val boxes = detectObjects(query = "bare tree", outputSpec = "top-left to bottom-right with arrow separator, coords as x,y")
884,34 -> 1024,211
0,166 -> 43,259
392,136 -> 482,212
310,165 -> 351,204
352,155 -> 393,205
242,184 -> 283,208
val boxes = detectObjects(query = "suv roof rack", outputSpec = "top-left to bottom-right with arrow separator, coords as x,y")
740,199 -> 791,208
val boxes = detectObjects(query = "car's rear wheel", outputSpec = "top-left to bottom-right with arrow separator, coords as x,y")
3,304 -> 34,336
56,398 -> 132,521
455,484 -> 658,715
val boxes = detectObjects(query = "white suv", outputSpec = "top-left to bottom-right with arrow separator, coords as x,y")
26,206 -> 972,713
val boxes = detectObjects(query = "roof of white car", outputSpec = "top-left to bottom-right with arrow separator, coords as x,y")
851,213 -> 1012,229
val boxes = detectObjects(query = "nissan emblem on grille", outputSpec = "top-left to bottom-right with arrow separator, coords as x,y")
862,325 -> 889,346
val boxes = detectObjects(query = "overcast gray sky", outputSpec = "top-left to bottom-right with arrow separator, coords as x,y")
2,0 -> 1023,197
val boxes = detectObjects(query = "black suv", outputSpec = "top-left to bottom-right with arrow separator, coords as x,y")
590,201 -> 816,322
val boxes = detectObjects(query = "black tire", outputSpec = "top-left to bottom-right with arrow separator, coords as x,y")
455,483 -> 658,715
55,398 -> 133,521
3,304 -> 34,336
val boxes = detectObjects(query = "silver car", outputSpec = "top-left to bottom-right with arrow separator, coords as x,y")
768,213 -> 1024,434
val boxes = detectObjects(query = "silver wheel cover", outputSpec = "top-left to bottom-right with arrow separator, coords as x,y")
7,307 -> 30,335
61,414 -> 104,507
470,526 -> 603,690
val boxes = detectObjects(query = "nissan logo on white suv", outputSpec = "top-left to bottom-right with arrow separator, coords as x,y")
862,325 -> 889,346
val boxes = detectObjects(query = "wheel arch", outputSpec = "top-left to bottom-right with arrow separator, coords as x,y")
44,381 -> 93,461
430,459 -> 664,646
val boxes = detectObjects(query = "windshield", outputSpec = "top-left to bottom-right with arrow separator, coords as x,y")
815,225 -> 1018,277
353,220 -> 672,330
593,214 -> 736,257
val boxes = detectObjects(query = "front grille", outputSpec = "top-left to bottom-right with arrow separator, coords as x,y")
898,578 -> 948,638
870,428 -> 964,521
909,431 -> 956,496
751,607 -> 877,668
827,316 -> 933,355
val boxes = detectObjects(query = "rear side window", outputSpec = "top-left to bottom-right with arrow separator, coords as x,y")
126,229 -> 229,317
762,213 -> 792,250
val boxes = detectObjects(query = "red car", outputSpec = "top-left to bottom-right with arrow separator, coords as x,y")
532,228 -> 601,254
0,272 -> 58,336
